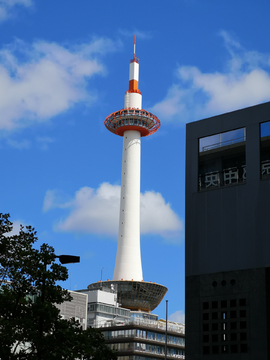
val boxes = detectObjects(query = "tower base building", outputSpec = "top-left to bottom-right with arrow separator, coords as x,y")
185,101 -> 270,359
77,287 -> 185,360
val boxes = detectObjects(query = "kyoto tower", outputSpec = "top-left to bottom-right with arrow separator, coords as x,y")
88,37 -> 167,312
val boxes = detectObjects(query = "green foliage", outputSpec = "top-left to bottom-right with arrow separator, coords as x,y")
0,213 -> 117,360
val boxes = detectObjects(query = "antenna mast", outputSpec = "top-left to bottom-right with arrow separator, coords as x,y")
133,35 -> 136,61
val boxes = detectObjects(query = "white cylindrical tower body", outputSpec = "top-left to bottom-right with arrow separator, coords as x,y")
124,92 -> 142,109
113,129 -> 142,281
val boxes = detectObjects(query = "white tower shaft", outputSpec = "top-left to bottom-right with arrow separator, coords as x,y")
113,130 -> 142,281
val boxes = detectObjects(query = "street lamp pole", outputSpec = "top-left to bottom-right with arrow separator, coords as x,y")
38,253 -> 80,359
100,267 -> 104,289
165,300 -> 168,360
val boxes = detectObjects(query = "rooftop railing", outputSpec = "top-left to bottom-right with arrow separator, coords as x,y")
201,136 -> 246,152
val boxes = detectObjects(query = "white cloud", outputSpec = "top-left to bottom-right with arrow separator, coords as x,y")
0,0 -> 32,22
6,138 -> 30,149
53,184 -> 120,236
0,37 -> 116,132
43,189 -> 71,213
44,182 -> 183,241
150,84 -> 189,121
151,31 -> 270,123
43,190 -> 57,213
169,310 -> 185,324
140,191 -> 183,238
36,136 -> 54,150
1,0 -> 31,5
119,29 -> 153,40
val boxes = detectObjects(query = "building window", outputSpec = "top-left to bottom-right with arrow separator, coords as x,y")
221,300 -> 227,308
222,345 -> 228,353
203,302 -> 209,310
240,321 -> 247,329
203,346 -> 210,355
239,298 -> 246,306
199,128 -> 246,191
240,332 -> 247,341
260,121 -> 270,178
212,301 -> 218,309
203,335 -> 209,343
240,310 -> 246,318
203,324 -> 209,332
203,313 -> 209,321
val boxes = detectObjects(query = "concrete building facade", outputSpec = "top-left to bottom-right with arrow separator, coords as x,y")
56,290 -> 88,330
77,287 -> 130,328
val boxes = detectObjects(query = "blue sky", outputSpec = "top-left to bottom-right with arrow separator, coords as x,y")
2,0 -> 270,323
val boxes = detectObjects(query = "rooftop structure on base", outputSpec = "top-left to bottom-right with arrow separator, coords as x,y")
89,36 -> 167,312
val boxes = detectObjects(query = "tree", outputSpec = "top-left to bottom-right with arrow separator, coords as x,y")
0,213 -> 117,360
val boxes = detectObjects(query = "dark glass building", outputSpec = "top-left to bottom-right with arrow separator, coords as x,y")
185,101 -> 270,359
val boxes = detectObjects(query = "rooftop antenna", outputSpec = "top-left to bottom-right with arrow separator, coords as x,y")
133,35 -> 136,61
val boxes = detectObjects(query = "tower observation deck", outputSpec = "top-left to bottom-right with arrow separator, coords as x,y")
89,37 -> 167,312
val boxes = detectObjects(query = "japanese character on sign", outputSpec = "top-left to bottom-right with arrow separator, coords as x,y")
242,165 -> 246,180
224,168 -> 238,184
261,160 -> 270,176
205,172 -> 219,188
